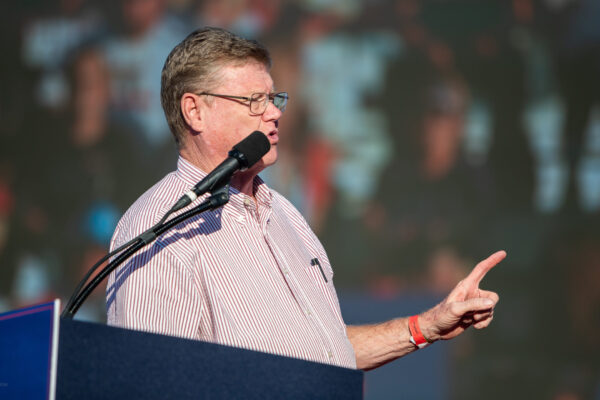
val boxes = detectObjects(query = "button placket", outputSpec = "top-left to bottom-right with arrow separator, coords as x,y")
263,223 -> 337,365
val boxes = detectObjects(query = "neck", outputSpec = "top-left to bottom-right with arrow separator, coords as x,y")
231,170 -> 256,198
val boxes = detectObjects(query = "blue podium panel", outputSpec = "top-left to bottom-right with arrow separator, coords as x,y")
0,300 -> 60,400
340,291 -> 448,400
57,319 -> 363,399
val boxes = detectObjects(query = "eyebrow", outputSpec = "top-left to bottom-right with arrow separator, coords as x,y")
245,87 -> 275,94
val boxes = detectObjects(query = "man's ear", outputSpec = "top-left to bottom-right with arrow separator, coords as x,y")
181,93 -> 204,132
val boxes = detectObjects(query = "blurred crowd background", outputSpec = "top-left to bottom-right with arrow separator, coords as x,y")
1,0 -> 599,398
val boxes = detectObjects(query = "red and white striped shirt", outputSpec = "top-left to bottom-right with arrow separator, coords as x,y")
106,157 -> 356,369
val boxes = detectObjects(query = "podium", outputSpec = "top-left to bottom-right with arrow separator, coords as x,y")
1,302 -> 363,399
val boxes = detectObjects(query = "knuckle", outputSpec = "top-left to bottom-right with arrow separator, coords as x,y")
450,303 -> 462,315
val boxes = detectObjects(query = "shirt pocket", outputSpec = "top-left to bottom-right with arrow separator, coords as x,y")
303,257 -> 346,329
306,257 -> 332,282
304,257 -> 336,298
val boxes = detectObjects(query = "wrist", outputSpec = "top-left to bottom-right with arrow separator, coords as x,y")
416,313 -> 439,343
408,315 -> 434,349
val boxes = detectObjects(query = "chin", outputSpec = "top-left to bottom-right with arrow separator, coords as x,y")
246,148 -> 277,176
261,148 -> 278,168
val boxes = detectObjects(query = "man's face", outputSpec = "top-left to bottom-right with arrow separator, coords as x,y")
199,62 -> 281,173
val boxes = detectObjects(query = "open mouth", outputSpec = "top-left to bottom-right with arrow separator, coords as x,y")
268,129 -> 279,144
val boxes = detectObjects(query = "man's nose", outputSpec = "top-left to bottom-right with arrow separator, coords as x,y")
262,99 -> 282,121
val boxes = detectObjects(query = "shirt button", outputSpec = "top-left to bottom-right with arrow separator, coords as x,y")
305,310 -> 312,316
243,198 -> 252,207
327,351 -> 333,359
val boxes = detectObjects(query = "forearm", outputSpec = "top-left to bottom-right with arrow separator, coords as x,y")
346,317 -> 421,371
347,251 -> 505,371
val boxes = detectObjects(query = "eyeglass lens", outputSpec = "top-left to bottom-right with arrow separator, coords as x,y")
250,92 -> 288,113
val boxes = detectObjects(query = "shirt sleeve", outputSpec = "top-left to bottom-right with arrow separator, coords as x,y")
106,241 -> 204,341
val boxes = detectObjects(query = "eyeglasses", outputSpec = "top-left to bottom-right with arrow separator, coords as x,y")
197,92 -> 289,115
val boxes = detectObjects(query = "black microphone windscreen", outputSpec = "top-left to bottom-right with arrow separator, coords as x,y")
233,131 -> 271,167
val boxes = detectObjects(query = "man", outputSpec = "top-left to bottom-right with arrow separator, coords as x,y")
107,27 -> 504,371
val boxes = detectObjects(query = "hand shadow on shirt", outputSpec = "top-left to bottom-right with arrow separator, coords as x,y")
106,209 -> 224,310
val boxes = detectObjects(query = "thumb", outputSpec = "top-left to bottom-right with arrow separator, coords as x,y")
451,297 -> 494,317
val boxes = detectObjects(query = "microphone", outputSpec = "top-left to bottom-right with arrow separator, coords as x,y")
172,131 -> 271,212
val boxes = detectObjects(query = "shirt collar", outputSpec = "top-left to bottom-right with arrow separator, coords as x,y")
175,156 -> 206,187
175,156 -> 273,215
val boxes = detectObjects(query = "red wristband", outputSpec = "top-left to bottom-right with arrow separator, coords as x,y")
408,315 -> 431,349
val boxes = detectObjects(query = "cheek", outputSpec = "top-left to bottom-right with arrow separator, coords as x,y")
206,104 -> 263,149
224,111 -> 259,136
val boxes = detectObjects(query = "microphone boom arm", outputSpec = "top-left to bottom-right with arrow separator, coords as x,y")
62,185 -> 230,319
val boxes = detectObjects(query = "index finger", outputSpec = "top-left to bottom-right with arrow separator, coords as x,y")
464,250 -> 506,286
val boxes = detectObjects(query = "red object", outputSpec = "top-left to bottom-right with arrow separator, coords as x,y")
408,315 -> 429,348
